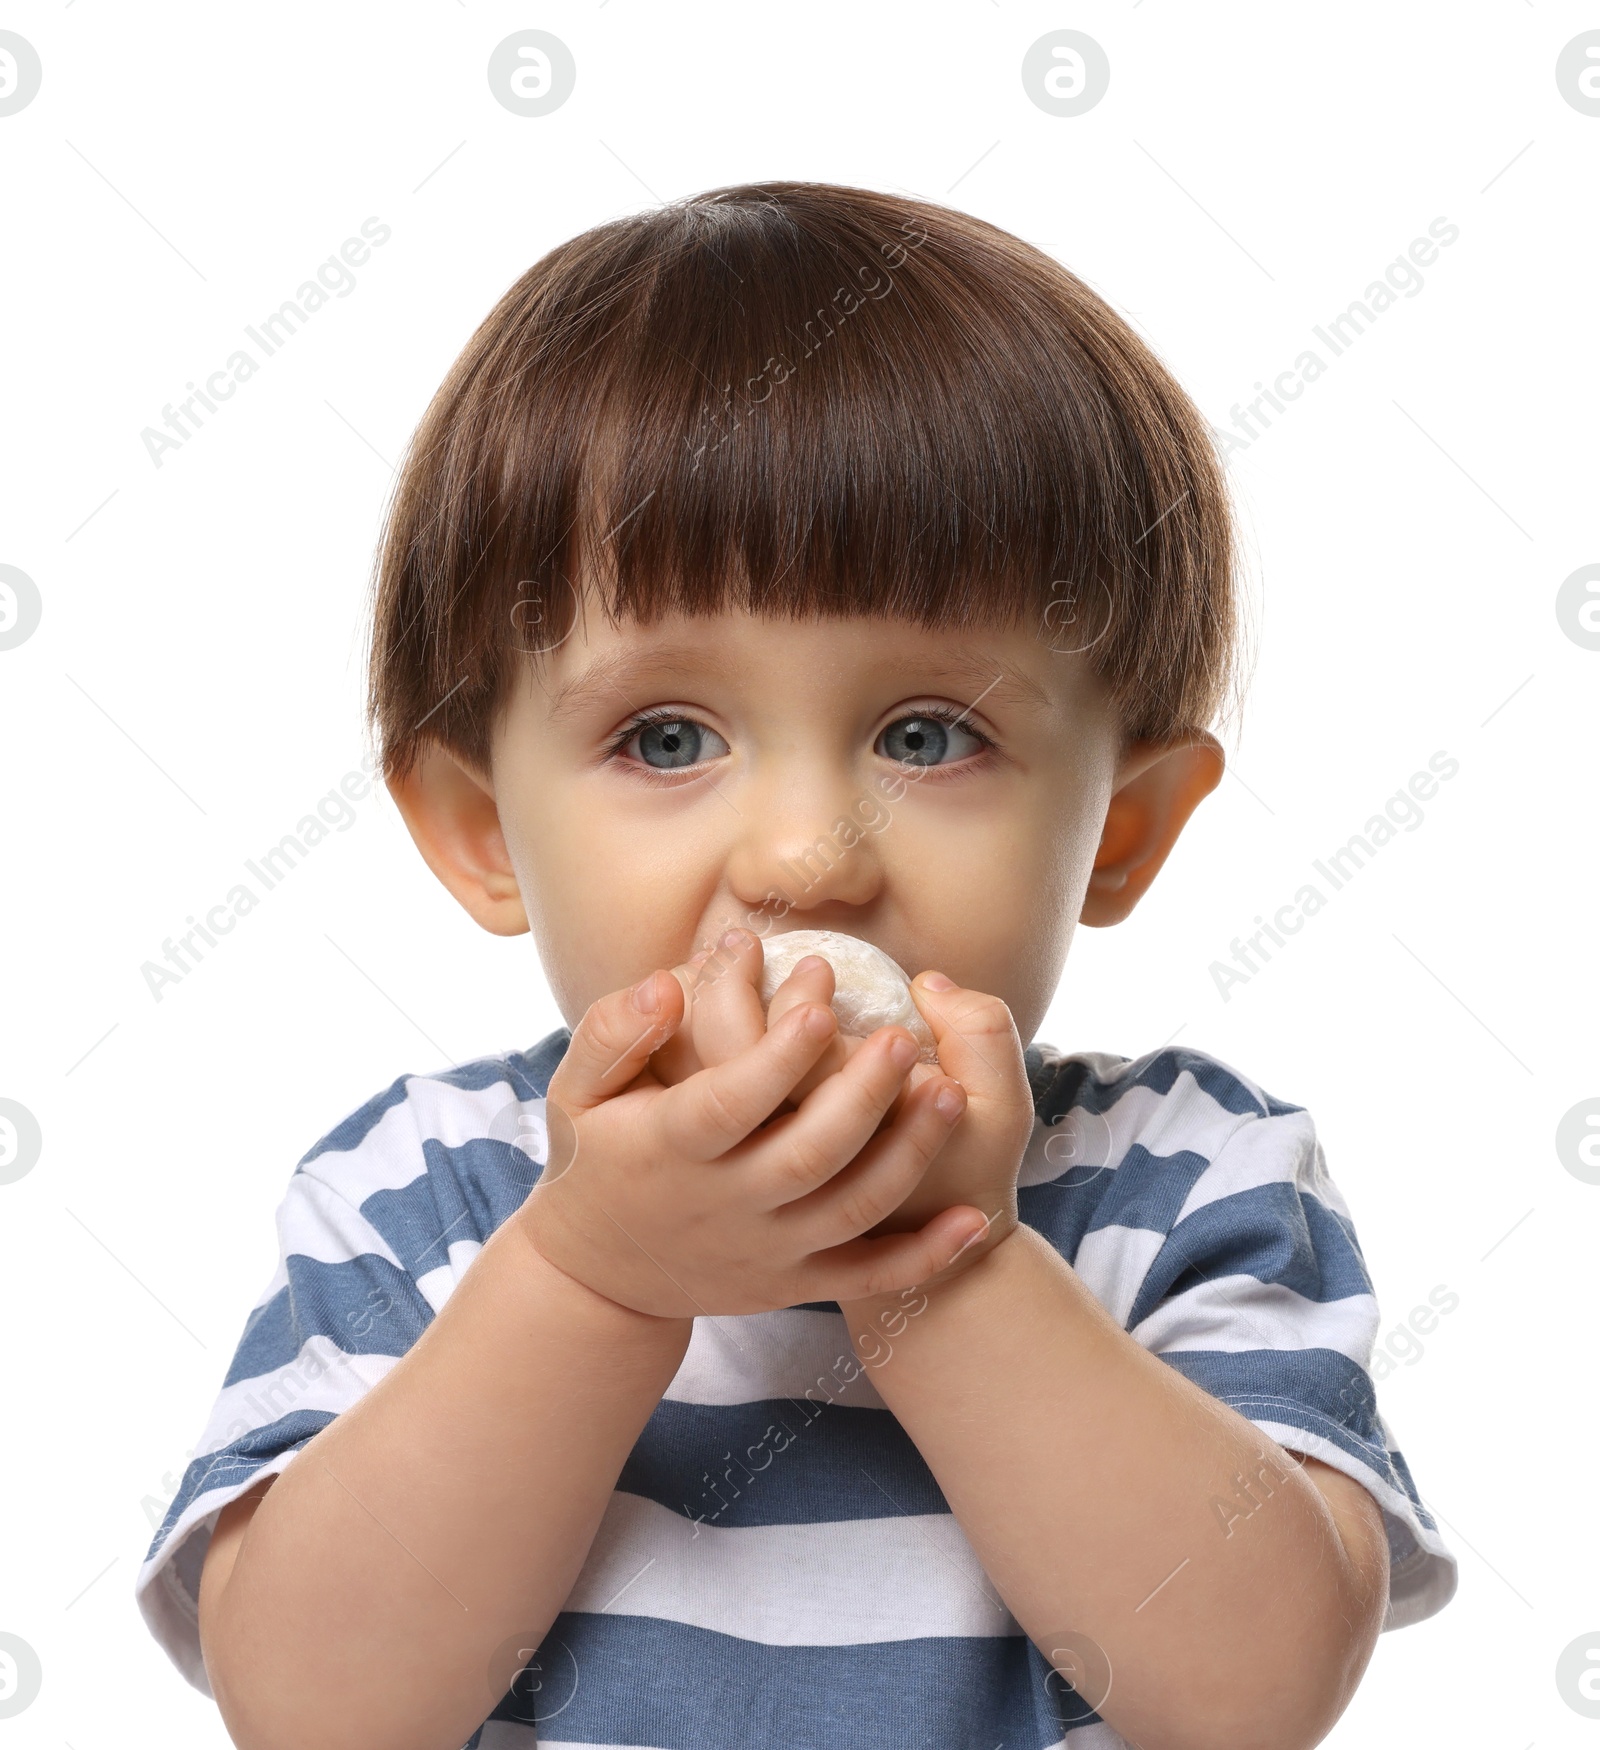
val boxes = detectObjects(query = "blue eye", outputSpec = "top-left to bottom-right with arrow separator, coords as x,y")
876,712 -> 988,767
618,715 -> 729,770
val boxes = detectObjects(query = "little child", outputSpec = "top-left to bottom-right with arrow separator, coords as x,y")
136,180 -> 1456,1750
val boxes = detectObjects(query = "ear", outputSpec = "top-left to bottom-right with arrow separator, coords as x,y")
386,742 -> 529,937
1081,732 -> 1225,927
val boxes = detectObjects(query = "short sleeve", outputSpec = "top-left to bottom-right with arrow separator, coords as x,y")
1062,1091 -> 1457,1631
134,1165 -> 436,1694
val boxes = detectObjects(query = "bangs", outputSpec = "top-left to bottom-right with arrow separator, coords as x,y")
368,181 -> 1243,780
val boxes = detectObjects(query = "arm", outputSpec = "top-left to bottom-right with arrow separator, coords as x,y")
835,973 -> 1389,1750
839,1225 -> 1388,1750
201,951 -> 981,1750
199,1214 -> 692,1750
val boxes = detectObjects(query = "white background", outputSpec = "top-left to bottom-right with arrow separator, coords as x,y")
1,1 -> 1595,1743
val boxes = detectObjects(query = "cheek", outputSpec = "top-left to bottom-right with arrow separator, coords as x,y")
508,789 -> 721,1016
884,805 -> 1072,996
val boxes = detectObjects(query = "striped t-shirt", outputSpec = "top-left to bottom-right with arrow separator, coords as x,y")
136,1030 -> 1457,1748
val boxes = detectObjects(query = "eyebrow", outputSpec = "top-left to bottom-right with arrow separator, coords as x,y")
542,645 -> 742,725
540,639 -> 1054,726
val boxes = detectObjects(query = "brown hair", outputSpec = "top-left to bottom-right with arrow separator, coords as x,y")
365,179 -> 1248,783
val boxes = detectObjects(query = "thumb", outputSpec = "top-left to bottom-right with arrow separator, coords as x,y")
907,973 -> 1022,1101
549,970 -> 685,1115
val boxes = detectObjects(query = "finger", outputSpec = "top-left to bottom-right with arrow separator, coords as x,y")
681,926 -> 768,1068
746,1025 -> 926,1203
778,1075 -> 967,1248
656,1000 -> 840,1161
797,1204 -> 991,1305
764,952 -> 835,1028
765,955 -> 850,1106
907,975 -> 1028,1107
650,947 -> 717,1088
548,970 -> 685,1115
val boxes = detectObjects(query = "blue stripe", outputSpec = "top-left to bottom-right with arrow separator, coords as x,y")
145,1411 -> 335,1558
298,1073 -> 412,1165
358,1137 -> 544,1274
298,1032 -> 571,1166
1030,1043 -> 1300,1124
618,1399 -> 948,1528
223,1255 -> 431,1385
1158,1346 -> 1382,1447
1080,1142 -> 1213,1237
1127,1183 -> 1372,1328
1016,1143 -> 1215,1273
1156,1347 -> 1439,1530
487,1613 -> 1094,1749
1384,1444 -> 1438,1531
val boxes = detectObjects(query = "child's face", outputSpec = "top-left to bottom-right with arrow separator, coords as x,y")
421,599 -> 1219,1050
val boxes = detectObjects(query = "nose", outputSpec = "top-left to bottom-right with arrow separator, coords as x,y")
724,768 -> 887,913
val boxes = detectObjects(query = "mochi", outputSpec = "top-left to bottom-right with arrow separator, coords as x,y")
758,929 -> 938,1061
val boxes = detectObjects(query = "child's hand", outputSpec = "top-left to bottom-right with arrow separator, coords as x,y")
646,930 -> 1031,1279
853,972 -> 1034,1266
646,928 -> 856,1105
516,964 -> 984,1319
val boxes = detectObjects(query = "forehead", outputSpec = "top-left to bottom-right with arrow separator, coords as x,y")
527,600 -> 1112,728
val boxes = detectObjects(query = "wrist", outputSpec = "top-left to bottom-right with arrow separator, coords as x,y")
838,1206 -> 1023,1327
505,1195 -> 696,1345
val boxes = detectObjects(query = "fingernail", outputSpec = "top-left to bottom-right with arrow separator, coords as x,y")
801,1004 -> 835,1039
950,1215 -> 992,1259
920,971 -> 955,991
720,927 -> 748,951
794,955 -> 827,976
888,1034 -> 918,1070
934,1083 -> 965,1121
632,974 -> 659,1014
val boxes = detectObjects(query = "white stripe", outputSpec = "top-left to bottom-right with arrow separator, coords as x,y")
538,1731 -> 1126,1750
416,1238 -> 484,1314
1130,1277 -> 1379,1364
1174,1107 -> 1351,1224
664,1308 -> 888,1410
303,1076 -> 545,1206
1069,1224 -> 1166,1327
1052,1726 -> 1135,1749
194,1336 -> 396,1457
480,1726 -> 543,1748
277,1170 -> 405,1272
563,1491 -> 1019,1645
540,1741 -> 666,1750
1021,1056 -> 1254,1189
